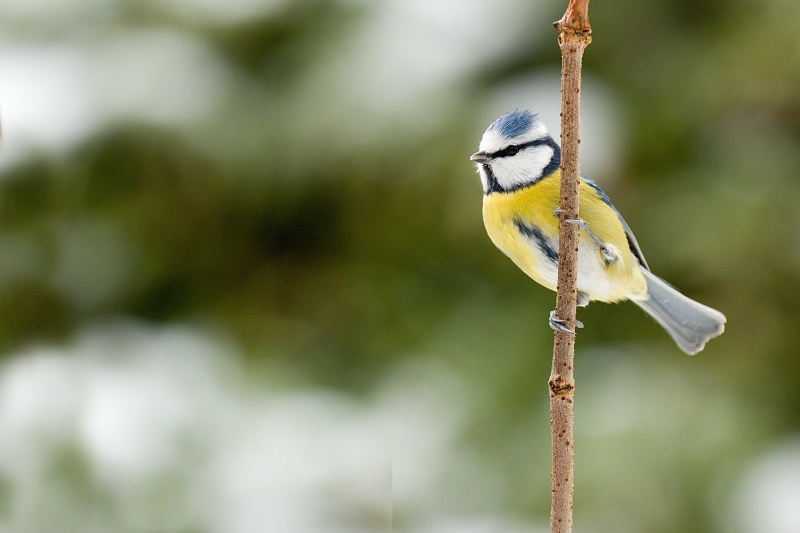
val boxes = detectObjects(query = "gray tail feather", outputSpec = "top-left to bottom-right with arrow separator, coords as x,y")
633,269 -> 726,355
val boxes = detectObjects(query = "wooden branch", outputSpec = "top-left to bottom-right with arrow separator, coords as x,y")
550,1 -> 591,532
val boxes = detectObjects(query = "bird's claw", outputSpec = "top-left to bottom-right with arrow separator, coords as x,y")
599,247 -> 617,262
549,310 -> 583,334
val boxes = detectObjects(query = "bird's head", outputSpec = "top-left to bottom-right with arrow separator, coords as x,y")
471,109 -> 561,194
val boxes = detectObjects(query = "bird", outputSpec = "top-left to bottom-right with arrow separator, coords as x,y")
471,109 -> 725,354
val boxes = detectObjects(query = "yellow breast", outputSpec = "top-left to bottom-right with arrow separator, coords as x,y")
482,170 -> 647,303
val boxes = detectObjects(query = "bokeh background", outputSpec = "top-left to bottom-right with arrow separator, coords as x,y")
0,0 -> 799,531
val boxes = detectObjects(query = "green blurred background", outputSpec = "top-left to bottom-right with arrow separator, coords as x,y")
0,0 -> 799,532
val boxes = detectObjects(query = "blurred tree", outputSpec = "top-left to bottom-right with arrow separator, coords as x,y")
0,0 -> 799,531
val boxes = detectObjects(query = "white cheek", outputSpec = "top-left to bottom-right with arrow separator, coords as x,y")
490,158 -> 520,189
493,146 -> 554,190
523,146 -> 555,174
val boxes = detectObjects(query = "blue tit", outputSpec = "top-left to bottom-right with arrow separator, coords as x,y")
471,109 -> 725,354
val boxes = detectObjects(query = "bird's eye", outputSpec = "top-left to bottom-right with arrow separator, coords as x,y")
505,145 -> 519,156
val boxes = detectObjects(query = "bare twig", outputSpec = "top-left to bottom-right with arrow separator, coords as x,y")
550,1 -> 591,532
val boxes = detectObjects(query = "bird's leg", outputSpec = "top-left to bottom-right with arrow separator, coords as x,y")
549,310 -> 583,334
570,219 -> 618,263
553,208 -> 618,263
548,208 -> 587,333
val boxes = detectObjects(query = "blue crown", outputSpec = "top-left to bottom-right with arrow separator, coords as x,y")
489,109 -> 536,138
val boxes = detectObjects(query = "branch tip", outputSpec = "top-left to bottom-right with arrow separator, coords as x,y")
553,0 -> 592,35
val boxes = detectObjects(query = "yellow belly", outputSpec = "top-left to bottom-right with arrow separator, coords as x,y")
482,171 -> 647,303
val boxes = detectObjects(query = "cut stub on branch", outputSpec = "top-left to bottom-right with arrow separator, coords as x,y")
553,0 -> 591,35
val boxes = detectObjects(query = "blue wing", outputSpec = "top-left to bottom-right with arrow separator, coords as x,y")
581,175 -> 650,271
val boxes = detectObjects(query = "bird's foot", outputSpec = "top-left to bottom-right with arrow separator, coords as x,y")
549,310 -> 583,334
560,217 -> 619,263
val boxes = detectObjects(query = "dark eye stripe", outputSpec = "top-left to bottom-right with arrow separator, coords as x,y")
489,138 -> 554,159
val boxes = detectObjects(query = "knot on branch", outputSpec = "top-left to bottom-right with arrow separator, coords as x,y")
553,0 -> 592,35
549,374 -> 575,395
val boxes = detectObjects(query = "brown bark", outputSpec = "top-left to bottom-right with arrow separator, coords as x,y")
549,2 -> 591,532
